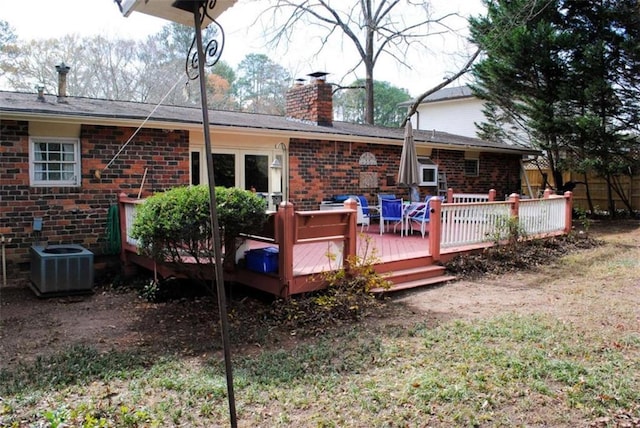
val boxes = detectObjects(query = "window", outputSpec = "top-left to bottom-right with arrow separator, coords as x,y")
190,151 -> 201,185
244,154 -> 269,192
212,153 -> 236,188
418,158 -> 438,186
30,137 -> 81,187
464,159 -> 479,177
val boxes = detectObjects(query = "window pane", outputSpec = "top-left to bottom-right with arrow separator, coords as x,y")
212,153 -> 235,188
191,152 -> 201,185
244,155 -> 268,192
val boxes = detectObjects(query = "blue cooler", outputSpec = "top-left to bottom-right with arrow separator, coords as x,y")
245,247 -> 279,273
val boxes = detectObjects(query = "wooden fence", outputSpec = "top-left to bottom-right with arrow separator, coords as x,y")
523,168 -> 639,212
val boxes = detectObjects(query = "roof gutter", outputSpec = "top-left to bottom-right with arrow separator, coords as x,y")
2,110 -> 539,156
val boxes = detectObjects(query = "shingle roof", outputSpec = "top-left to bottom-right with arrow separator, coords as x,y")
398,85 -> 473,107
0,90 -> 537,155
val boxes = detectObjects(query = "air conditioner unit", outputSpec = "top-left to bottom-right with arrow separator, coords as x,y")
30,244 -> 94,297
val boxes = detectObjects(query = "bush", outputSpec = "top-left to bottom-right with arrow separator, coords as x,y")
131,185 -> 267,278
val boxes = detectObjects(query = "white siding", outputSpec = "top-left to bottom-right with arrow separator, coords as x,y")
412,97 -> 485,138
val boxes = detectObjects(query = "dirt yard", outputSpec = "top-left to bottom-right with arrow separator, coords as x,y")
1,220 -> 639,368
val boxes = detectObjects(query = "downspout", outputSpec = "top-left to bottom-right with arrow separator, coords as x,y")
1,235 -> 9,288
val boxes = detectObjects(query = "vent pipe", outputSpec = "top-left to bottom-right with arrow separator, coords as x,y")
36,84 -> 45,102
55,62 -> 70,103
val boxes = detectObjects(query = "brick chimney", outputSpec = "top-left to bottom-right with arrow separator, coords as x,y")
55,62 -> 70,103
285,72 -> 333,126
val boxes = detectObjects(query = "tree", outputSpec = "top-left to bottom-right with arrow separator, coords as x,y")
0,20 -> 18,78
235,53 -> 290,114
206,60 -> 238,110
334,79 -> 411,127
469,0 -> 640,215
469,0 -> 573,191
2,34 -> 160,102
0,22 -> 228,106
562,0 -> 640,215
263,1 -> 461,125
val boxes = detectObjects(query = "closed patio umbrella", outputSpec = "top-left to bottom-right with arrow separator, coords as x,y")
398,120 -> 420,201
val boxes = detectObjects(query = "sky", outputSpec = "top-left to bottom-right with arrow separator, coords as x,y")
1,0 -> 485,97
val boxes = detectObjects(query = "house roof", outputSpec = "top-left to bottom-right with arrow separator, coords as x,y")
0,90 -> 537,155
398,85 -> 474,107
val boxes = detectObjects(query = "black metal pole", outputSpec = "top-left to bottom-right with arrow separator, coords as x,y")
192,3 -> 237,427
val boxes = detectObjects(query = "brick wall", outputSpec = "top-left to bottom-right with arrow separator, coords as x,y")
431,149 -> 522,198
0,120 -> 189,284
285,80 -> 333,126
287,139 -> 522,210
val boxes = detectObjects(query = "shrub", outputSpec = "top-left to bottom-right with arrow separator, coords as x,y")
131,185 -> 267,279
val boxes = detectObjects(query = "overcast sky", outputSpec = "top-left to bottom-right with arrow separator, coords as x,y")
2,0 -> 484,96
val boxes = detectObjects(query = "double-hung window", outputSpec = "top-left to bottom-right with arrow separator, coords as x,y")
30,137 -> 81,187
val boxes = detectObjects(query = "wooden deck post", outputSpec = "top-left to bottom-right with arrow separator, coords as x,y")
564,191 -> 573,234
489,189 -> 496,201
509,193 -> 520,219
447,188 -> 453,203
343,198 -> 358,271
429,196 -> 442,262
277,201 -> 295,298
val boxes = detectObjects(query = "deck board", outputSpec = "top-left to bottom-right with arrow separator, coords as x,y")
244,223 -> 433,276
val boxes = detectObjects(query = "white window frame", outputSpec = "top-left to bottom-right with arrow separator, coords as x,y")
418,157 -> 438,186
29,137 -> 81,187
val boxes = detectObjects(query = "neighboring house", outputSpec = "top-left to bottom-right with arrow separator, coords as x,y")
399,85 -> 485,138
0,71 -> 537,285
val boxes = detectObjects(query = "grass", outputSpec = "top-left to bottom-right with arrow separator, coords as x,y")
2,313 -> 639,427
2,224 -> 639,426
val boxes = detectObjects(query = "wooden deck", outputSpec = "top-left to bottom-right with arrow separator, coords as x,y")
119,191 -> 571,298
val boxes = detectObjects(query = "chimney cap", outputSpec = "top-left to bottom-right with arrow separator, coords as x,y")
307,71 -> 329,80
55,62 -> 70,73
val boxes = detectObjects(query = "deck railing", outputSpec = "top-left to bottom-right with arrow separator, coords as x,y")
440,201 -> 512,247
429,189 -> 573,258
447,188 -> 496,204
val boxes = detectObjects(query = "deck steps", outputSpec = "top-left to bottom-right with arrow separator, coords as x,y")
371,264 -> 456,293
371,275 -> 457,293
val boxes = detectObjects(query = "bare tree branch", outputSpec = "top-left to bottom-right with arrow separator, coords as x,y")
260,0 -> 465,125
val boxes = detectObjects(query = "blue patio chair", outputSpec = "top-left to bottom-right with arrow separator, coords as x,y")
375,193 -> 396,219
407,196 -> 443,238
378,193 -> 396,201
379,198 -> 404,236
348,195 -> 372,232
355,195 -> 374,232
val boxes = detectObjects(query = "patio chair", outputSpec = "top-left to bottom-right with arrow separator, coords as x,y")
348,195 -> 372,232
379,198 -> 404,236
407,196 -> 443,238
355,195 -> 374,232
374,193 -> 396,217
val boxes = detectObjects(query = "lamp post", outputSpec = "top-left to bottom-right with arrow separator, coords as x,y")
119,1 -> 237,426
